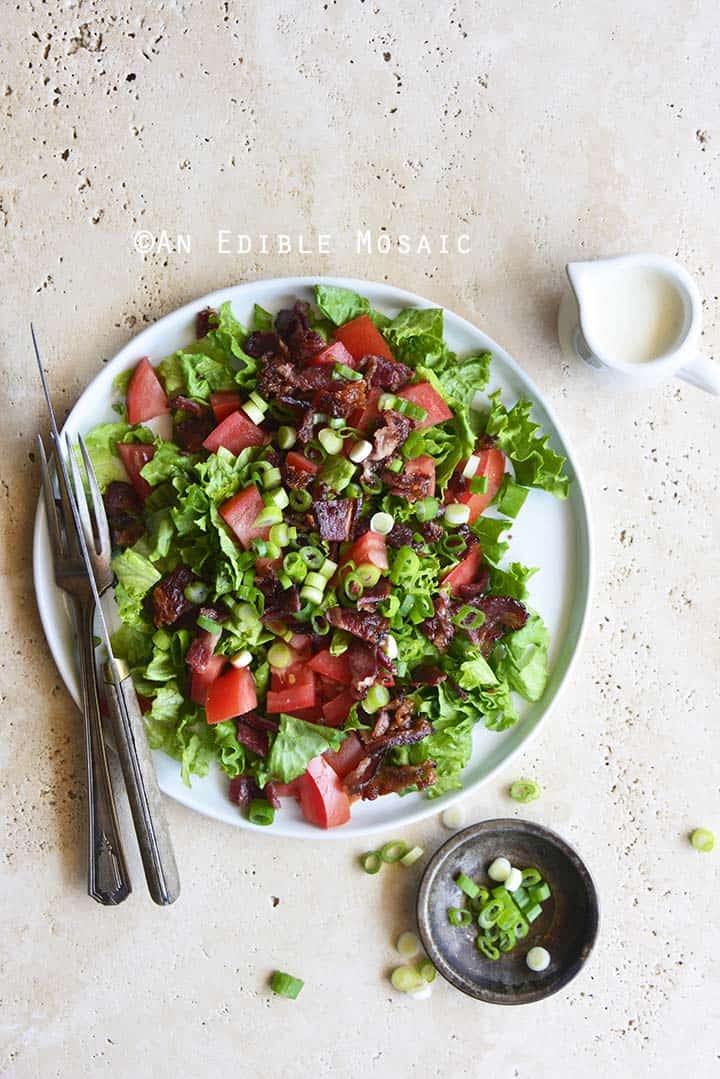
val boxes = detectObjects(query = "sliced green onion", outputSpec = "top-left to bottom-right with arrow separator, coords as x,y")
334,361 -> 362,381
452,604 -> 486,630
444,503 -> 471,526
362,684 -> 391,714
269,523 -> 289,548
242,400 -> 265,425
277,424 -> 297,449
317,557 -> 338,580
488,857 -> 511,882
329,629 -> 349,656
496,906 -> 521,932
248,390 -> 268,413
513,886 -> 530,911
395,398 -> 427,423
282,551 -> 307,582
505,867 -> 523,892
380,839 -> 408,864
385,457 -> 403,473
469,475 -> 489,494
356,563 -> 382,587
263,487 -> 289,510
379,392 -> 398,411
270,970 -> 304,998
396,931 -> 420,958
349,439 -> 372,464
418,961 -> 436,983
300,546 -> 324,569
455,872 -> 480,900
498,929 -> 516,952
468,886 -> 490,911
389,546 -> 420,585
326,416 -> 344,430
312,411 -> 329,425
691,828 -> 715,852
248,799 -> 275,826
526,946 -> 550,971
529,882 -> 551,903
477,899 -> 504,928
304,571 -> 327,592
370,511 -> 394,535
520,867 -> 542,887
254,505 -> 283,528
230,649 -> 252,668
318,427 -> 344,455
525,903 -> 543,923
197,614 -> 223,634
441,805 -> 466,830
267,642 -> 292,669
509,778 -> 542,803
476,937 -> 500,960
261,466 -> 282,490
390,966 -> 425,993
311,613 -> 330,635
462,455 -> 480,480
184,581 -> 210,604
289,489 -> 312,511
345,482 -> 363,498
360,850 -> 382,874
448,907 -> 473,927
299,584 -> 324,606
343,572 -> 365,601
415,496 -> 439,522
400,845 -> 424,867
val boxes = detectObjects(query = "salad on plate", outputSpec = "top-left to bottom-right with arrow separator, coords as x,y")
85,285 -> 569,829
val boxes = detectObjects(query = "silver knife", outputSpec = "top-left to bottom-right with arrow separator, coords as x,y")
34,326 -> 180,906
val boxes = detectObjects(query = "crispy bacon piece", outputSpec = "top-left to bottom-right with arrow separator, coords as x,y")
358,354 -> 413,391
313,378 -> 367,420
383,465 -> 434,502
275,302 -> 325,362
342,754 -> 382,796
422,591 -> 455,652
360,718 -> 433,756
258,574 -> 301,623
151,566 -> 196,627
361,760 -> 437,800
264,783 -> 282,809
370,410 -> 414,461
418,519 -> 444,544
168,394 -> 205,415
410,664 -> 447,687
103,481 -> 145,547
296,407 -> 316,445
463,595 -> 528,656
346,640 -> 381,698
313,499 -> 356,541
175,411 -> 214,452
185,629 -> 218,672
241,712 -> 280,733
386,522 -> 414,549
236,720 -> 269,758
326,607 -> 389,645
244,331 -> 284,359
456,568 -> 491,600
196,307 -> 216,338
356,579 -> 391,610
228,775 -> 262,809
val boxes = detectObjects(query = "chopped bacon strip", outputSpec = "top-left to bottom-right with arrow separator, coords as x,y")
386,522 -> 414,549
244,331 -> 284,359
151,566 -> 196,628
326,607 -> 389,645
361,760 -> 437,801
422,591 -> 455,652
275,302 -> 325,362
358,354 -> 413,392
103,481 -> 145,547
176,411 -> 214,451
196,307 -> 216,338
342,755 -> 382,797
410,664 -> 447,687
463,595 -> 528,656
359,717 -> 433,756
346,640 -> 381,698
236,720 -> 269,758
313,378 -> 367,420
370,410 -> 414,461
228,775 -> 262,808
258,574 -> 301,623
356,579 -> 391,610
313,499 -> 357,541
168,395 -> 205,415
241,711 -> 280,733
418,519 -> 444,544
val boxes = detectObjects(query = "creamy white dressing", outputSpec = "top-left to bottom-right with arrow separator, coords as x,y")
579,264 -> 686,364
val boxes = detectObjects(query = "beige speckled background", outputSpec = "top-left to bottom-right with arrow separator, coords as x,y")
2,2 -> 720,1077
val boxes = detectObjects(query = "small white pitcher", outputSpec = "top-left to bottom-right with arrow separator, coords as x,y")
557,253 -> 720,394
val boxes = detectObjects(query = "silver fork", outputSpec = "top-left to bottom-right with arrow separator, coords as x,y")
67,434 -> 180,906
37,434 -> 131,905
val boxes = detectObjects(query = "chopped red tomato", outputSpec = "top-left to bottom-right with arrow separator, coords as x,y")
307,340 -> 356,368
397,381 -> 453,428
441,544 -> 484,595
285,450 -> 319,476
202,409 -> 266,455
266,777 -> 304,800
210,391 -> 242,423
307,649 -> 352,685
189,654 -> 227,706
266,679 -> 317,715
334,314 -> 394,362
321,688 -> 356,727
287,706 -> 325,723
127,358 -> 169,425
349,386 -> 382,433
270,661 -> 314,691
219,484 -> 269,550
389,454 -> 435,500
342,530 -> 389,571
116,442 -> 155,500
323,732 -> 366,778
298,756 -> 351,828
451,447 -> 505,522
205,666 -> 256,723
288,633 -> 313,659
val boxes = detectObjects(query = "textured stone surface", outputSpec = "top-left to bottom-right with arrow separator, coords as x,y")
2,2 -> 719,1077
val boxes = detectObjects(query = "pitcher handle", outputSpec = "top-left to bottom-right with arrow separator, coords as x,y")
677,353 -> 720,395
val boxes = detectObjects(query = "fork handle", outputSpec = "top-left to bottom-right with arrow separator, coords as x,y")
76,598 -> 132,905
103,661 -> 181,906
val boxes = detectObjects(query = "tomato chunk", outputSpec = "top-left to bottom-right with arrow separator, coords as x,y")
189,654 -> 227,705
342,530 -> 389,571
334,315 -> 394,362
441,544 -> 484,595
321,688 -> 355,727
323,732 -> 366,778
389,454 -> 435,500
127,358 -> 169,425
203,409 -> 266,455
307,340 -> 356,368
270,661 -> 314,692
205,666 -> 256,723
219,484 -> 269,550
307,649 -> 352,685
116,442 -> 155,500
266,679 -> 317,715
349,386 -> 382,433
210,391 -> 242,423
298,756 -> 351,828
285,450 -> 320,476
451,447 -> 505,522
397,381 -> 453,428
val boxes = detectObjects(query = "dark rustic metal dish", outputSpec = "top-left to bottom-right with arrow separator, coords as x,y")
417,819 -> 599,1004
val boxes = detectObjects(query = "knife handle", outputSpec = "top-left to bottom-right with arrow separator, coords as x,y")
103,662 -> 181,906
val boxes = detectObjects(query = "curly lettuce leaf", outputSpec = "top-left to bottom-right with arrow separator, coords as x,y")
436,353 -> 491,406
251,304 -> 273,332
494,612 -> 549,702
82,422 -> 133,488
266,714 -> 345,783
384,307 -> 450,370
314,285 -> 390,329
489,561 -> 538,601
485,392 -> 569,499
469,515 -> 512,564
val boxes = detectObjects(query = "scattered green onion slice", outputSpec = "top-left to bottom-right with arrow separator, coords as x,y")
526,946 -> 550,972
299,584 -> 324,606
498,929 -> 516,952
289,489 -> 312,511
334,361 -> 362,381
399,845 -> 424,867
370,511 -> 394,535
525,903 -> 543,923
415,496 -> 439,522
476,937 -> 500,960
444,503 -> 471,526
362,684 -> 390,714
269,523 -> 289,547
441,805 -> 466,830
380,839 -> 408,863
488,857 -> 512,883
254,505 -> 283,528
196,614 -> 223,634
509,778 -> 542,803
277,425 -> 297,449
349,439 -> 372,463
469,475 -> 489,494
300,546 -> 324,569
396,931 -> 420,958
520,867 -> 542,887
229,649 -> 252,668
691,828 -> 715,852
248,799 -> 275,826
360,850 -> 382,874
448,907 -> 473,927
242,400 -> 265,425
355,562 -> 382,587
318,557 -> 338,580
318,427 -> 344,455
267,642 -> 292,669
390,966 -> 425,993
262,465 -> 282,489
270,971 -> 304,998
184,581 -> 209,604
378,392 -> 398,411
477,899 -> 504,928
455,872 -> 480,899
529,882 -> 551,903
418,960 -> 436,983
263,487 -> 289,510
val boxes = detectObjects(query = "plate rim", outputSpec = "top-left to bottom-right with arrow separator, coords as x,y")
33,274 -> 593,839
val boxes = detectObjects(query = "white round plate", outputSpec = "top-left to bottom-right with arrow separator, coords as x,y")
33,276 -> 592,839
